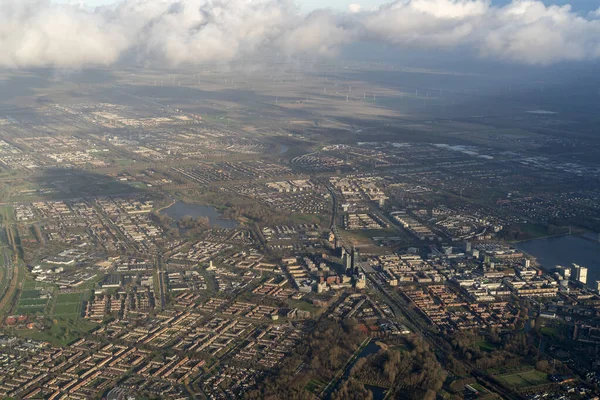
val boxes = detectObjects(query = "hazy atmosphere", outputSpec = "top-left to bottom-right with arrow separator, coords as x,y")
0,1 -> 600,400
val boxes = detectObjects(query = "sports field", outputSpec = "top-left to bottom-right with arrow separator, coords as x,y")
496,369 -> 549,388
54,292 -> 83,319
14,288 -> 50,315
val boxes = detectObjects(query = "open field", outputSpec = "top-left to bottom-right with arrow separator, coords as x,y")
19,289 -> 42,299
15,317 -> 99,347
22,280 -> 55,290
54,293 -> 83,319
496,369 -> 549,388
14,288 -> 49,315
304,378 -> 328,394
477,340 -> 499,352
0,206 -> 14,224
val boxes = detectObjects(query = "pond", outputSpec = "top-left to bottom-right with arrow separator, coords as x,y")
160,201 -> 238,229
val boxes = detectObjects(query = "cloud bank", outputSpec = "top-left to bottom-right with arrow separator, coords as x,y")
1,0 -> 600,68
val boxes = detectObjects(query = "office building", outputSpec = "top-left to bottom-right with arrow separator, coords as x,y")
572,264 -> 588,285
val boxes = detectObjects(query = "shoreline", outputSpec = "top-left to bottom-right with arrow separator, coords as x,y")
509,233 -> 571,244
578,234 -> 600,246
155,199 -> 177,214
510,233 -> 600,246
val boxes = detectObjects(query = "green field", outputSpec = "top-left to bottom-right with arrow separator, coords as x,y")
17,298 -> 48,306
0,254 -> 10,300
20,289 -> 42,299
477,340 -> 499,352
15,305 -> 46,314
21,280 -> 54,290
7,283 -> 92,346
0,205 -> 14,224
14,288 -> 49,315
54,293 -> 83,319
541,326 -> 558,337
287,299 -> 319,315
305,378 -> 328,394
15,317 -> 99,347
496,369 -> 549,388
56,293 -> 82,303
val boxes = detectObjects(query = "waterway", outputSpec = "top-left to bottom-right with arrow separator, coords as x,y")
159,202 -> 238,229
515,235 -> 600,287
328,340 -> 387,400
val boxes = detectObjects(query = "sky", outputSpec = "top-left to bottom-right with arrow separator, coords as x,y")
55,0 -> 391,11
53,0 -> 600,12
5,0 -> 600,69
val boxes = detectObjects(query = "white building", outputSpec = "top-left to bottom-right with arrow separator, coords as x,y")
572,264 -> 588,285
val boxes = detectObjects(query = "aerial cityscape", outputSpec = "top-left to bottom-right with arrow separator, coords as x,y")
1,0 -> 600,400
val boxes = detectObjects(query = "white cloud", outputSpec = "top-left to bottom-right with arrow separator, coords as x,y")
1,0 -> 600,68
348,4 -> 362,13
362,0 -> 600,65
279,9 -> 352,56
362,0 -> 487,48
0,0 -> 129,68
480,2 -> 600,64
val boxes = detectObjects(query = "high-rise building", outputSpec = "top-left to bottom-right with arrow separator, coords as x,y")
556,265 -> 571,280
465,242 -> 472,253
572,264 -> 588,285
523,259 -> 531,268
596,281 -> 600,293
580,266 -> 588,285
343,253 -> 352,271
351,247 -> 359,273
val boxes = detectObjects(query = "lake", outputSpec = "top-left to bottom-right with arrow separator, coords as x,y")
160,202 -> 238,229
516,235 -> 600,287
